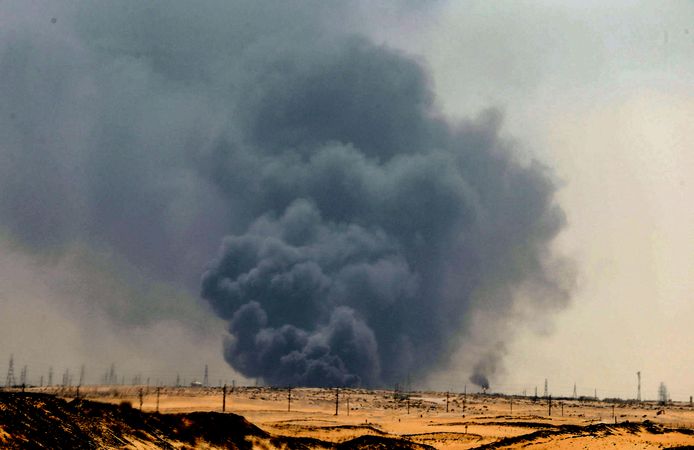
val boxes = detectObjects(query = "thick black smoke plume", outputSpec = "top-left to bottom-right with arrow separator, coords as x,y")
0,1 -> 571,387
200,35 -> 571,387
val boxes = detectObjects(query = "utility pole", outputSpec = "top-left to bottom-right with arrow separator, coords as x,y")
462,384 -> 467,415
510,396 -> 513,414
79,365 -> 85,387
335,388 -> 339,415
573,383 -> 577,399
139,388 -> 144,411
5,355 -> 16,387
612,404 -> 616,423
48,367 -> 53,387
222,384 -> 227,412
20,365 -> 27,386
347,392 -> 350,416
637,371 -> 641,402
594,388 -> 597,401
560,402 -> 564,417
544,379 -> 548,398
287,387 -> 291,412
203,364 -> 209,387
446,391 -> 450,413
156,387 -> 161,413
548,394 -> 552,416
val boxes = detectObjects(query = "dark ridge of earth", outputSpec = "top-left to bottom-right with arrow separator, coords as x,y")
0,392 -> 433,449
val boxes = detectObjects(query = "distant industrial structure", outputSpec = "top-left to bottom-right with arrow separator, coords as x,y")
5,355 -> 15,387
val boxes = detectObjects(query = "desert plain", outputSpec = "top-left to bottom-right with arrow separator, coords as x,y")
5,385 -> 692,449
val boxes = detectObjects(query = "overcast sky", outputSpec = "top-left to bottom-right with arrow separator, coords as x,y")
0,1 -> 692,400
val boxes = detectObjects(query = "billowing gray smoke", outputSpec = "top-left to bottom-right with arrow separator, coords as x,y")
0,1 -> 571,388
469,350 -> 501,391
200,36 -> 571,387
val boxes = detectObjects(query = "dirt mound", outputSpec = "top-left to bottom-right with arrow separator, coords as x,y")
470,421 -> 691,449
336,434 -> 434,449
0,392 -> 266,449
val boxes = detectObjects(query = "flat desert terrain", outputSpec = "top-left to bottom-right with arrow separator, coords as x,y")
23,385 -> 694,449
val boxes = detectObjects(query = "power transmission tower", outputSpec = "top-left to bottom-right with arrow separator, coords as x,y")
203,364 -> 209,387
20,365 -> 27,386
5,355 -> 16,387
636,371 -> 641,402
108,363 -> 115,384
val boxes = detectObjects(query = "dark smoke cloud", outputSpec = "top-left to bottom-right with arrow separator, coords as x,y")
201,30 -> 571,386
469,348 -> 503,391
0,1 -> 571,387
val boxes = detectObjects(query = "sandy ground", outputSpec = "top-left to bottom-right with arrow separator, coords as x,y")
30,385 -> 694,449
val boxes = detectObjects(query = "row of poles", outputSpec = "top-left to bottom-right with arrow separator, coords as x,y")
9,380 -> 642,424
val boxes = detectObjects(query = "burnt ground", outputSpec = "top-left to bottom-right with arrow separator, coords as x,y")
0,392 -> 433,449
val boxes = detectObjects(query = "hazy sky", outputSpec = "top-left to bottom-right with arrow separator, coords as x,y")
387,1 -> 693,400
0,1 -> 692,400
